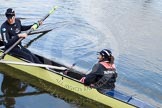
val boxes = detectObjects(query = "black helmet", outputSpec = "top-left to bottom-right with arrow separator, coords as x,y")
5,8 -> 15,19
98,49 -> 112,58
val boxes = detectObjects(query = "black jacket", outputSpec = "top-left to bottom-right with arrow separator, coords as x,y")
84,62 -> 117,89
1,18 -> 32,49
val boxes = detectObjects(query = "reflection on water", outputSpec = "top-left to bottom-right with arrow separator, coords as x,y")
1,75 -> 28,108
0,73 -> 78,108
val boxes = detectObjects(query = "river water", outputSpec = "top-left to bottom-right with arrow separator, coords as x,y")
0,0 -> 162,108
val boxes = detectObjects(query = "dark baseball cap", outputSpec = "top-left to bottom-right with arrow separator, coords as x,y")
5,8 -> 15,19
97,49 -> 112,58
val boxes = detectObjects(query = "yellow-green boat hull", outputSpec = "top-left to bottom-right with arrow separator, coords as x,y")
0,53 -> 136,108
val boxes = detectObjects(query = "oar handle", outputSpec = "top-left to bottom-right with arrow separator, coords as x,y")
0,6 -> 58,60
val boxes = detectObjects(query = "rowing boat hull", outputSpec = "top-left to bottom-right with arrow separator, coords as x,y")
0,52 -> 136,108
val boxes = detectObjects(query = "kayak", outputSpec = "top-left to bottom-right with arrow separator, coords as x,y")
0,42 -> 154,108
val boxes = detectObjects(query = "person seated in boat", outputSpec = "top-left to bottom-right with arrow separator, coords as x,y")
80,49 -> 117,93
0,8 -> 42,63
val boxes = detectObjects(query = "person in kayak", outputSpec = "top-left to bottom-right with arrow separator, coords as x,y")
1,8 -> 42,63
80,49 -> 117,93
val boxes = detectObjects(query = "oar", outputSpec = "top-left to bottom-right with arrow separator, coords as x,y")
28,29 -> 52,35
24,30 -> 51,48
0,60 -> 67,70
0,6 -> 58,60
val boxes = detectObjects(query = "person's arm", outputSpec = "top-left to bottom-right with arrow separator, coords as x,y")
21,25 -> 32,31
84,73 -> 97,86
20,20 -> 43,31
16,19 -> 31,31
80,64 -> 100,86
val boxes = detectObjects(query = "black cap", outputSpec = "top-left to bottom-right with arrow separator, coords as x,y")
98,49 -> 112,58
5,8 -> 15,19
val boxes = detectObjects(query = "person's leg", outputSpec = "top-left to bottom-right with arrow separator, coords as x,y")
10,47 -> 35,62
21,47 -> 42,64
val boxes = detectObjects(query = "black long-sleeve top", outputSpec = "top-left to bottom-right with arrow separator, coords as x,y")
0,18 -> 32,49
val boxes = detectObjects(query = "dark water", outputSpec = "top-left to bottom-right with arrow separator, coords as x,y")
0,74 -> 78,108
0,0 -> 162,108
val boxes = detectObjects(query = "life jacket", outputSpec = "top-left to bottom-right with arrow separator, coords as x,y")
100,62 -> 116,70
93,62 -> 117,89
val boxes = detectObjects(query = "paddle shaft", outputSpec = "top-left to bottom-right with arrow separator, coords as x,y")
0,59 -> 84,82
0,60 -> 67,70
0,6 -> 58,60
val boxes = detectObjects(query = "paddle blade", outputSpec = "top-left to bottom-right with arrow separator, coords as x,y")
49,6 -> 58,14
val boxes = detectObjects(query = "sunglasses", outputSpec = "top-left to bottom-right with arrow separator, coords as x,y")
6,14 -> 15,19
